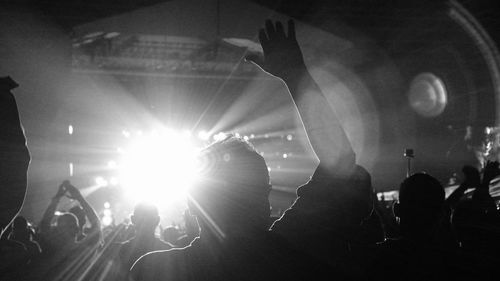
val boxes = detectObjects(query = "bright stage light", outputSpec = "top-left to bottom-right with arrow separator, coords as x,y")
102,215 -> 113,226
109,177 -> 119,186
213,132 -> 227,141
198,130 -> 210,141
119,130 -> 199,204
95,177 -> 108,187
107,161 -> 117,169
103,209 -> 112,217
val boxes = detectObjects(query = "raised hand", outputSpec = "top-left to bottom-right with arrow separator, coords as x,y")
246,20 -> 306,79
183,209 -> 199,240
62,180 -> 83,201
54,183 -> 67,199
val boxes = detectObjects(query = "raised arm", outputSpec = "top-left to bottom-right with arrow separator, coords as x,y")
64,181 -> 102,241
40,183 -> 66,234
0,77 -> 30,237
247,20 -> 355,177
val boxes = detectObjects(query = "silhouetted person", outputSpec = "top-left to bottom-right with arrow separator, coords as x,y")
246,20 -> 374,276
0,235 -> 28,280
86,203 -> 173,281
169,209 -> 200,248
0,76 -> 30,281
395,174 -> 446,242
0,76 -> 30,237
131,136 -> 330,281
26,180 -> 102,281
8,216 -> 41,262
451,161 -> 500,280
370,173 -> 472,281
445,126 -> 485,184
445,166 -> 481,209
118,202 -> 173,270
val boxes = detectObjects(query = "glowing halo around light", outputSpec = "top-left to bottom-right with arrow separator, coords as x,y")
118,130 -> 200,204
408,73 -> 448,117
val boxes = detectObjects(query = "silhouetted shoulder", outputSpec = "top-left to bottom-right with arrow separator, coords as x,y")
131,247 -> 193,281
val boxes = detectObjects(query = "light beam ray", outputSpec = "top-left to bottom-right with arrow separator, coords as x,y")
186,194 -> 225,241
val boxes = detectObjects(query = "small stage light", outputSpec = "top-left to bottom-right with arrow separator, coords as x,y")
103,209 -> 112,217
95,177 -> 108,187
213,132 -> 227,141
102,216 -> 113,226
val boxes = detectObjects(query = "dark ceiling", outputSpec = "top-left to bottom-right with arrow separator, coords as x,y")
1,0 -> 499,45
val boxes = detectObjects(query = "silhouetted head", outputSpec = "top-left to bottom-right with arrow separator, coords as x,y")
394,173 -> 445,239
12,216 -> 28,230
69,205 -> 86,230
189,135 -> 271,237
130,202 -> 160,235
11,216 -> 30,240
56,213 -> 80,240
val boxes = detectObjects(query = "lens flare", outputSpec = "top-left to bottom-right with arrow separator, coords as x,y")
119,130 -> 199,204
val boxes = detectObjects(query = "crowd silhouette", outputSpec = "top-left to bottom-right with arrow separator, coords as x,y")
1,20 -> 500,281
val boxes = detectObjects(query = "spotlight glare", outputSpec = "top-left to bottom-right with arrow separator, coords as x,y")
213,132 -> 227,141
119,130 -> 199,204
95,177 -> 108,187
198,130 -> 210,140
107,161 -> 117,169
110,177 -> 119,186
182,130 -> 192,138
102,216 -> 113,226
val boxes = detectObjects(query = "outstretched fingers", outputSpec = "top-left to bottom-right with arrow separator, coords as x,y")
275,21 -> 285,38
258,28 -> 270,49
265,19 -> 276,38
